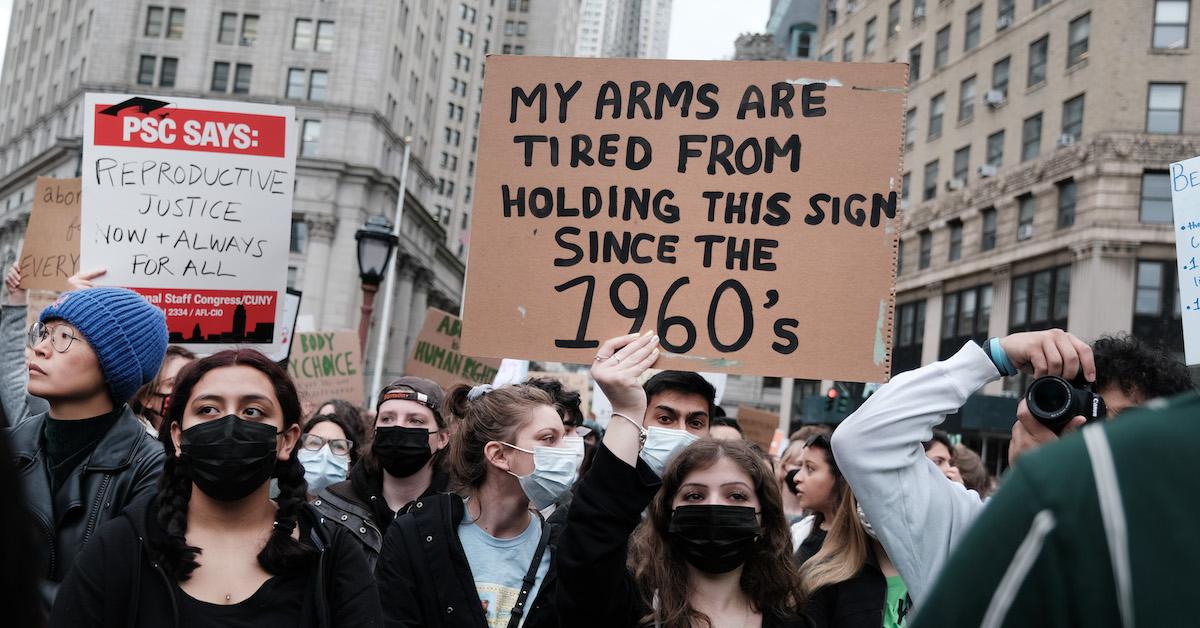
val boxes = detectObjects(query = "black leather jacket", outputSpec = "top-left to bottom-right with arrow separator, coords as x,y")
7,406 -> 164,608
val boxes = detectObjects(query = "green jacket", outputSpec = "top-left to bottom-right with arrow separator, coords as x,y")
912,391 -> 1200,628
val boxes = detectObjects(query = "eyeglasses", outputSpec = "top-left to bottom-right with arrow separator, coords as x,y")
27,321 -> 80,353
300,433 -> 354,456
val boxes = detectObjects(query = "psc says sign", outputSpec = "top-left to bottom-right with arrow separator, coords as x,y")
461,57 -> 907,382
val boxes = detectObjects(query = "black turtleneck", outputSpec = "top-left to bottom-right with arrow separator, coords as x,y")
43,408 -> 122,494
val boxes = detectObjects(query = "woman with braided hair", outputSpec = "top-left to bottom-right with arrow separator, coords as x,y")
49,349 -> 382,628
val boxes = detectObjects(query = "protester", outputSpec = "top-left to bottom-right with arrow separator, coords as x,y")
799,489 -> 909,628
129,345 -> 197,434
709,414 -> 744,441
1,263 -> 54,422
831,329 -> 1194,606
777,426 -> 832,525
912,392 -> 1200,627
6,285 -> 168,608
376,382 -> 582,627
557,332 -> 809,628
48,349 -> 382,627
951,444 -> 992,499
526,376 -> 585,430
313,377 -> 449,573
787,433 -> 845,562
299,412 -> 363,492
313,397 -> 365,432
922,430 -> 962,484
626,366 -> 717,480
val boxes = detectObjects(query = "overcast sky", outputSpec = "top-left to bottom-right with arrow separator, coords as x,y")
667,0 -> 771,60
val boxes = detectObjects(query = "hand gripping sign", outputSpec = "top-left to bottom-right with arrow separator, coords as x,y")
461,57 -> 907,382
82,94 -> 296,356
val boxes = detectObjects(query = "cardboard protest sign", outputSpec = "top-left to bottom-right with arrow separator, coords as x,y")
1172,155 -> 1200,364
82,94 -> 296,357
407,308 -> 504,389
287,331 -> 364,412
735,405 -> 780,450
461,57 -> 906,382
526,370 -> 592,418
19,177 -> 81,291
25,290 -> 61,331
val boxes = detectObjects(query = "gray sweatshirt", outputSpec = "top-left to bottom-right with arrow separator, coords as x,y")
2,304 -> 51,425
831,341 -> 997,607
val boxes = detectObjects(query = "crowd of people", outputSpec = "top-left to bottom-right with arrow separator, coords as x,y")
4,267 -> 1199,628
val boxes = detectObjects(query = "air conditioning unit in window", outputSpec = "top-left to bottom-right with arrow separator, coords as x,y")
1056,133 -> 1076,147
996,15 -> 1013,30
984,89 -> 1006,107
946,177 -> 966,191
978,164 -> 998,178
1017,224 -> 1034,240
913,6 -> 926,19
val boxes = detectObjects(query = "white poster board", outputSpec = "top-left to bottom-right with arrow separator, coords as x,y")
82,94 -> 296,357
1172,155 -> 1200,365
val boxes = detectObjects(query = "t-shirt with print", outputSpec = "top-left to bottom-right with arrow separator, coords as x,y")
458,503 -> 551,628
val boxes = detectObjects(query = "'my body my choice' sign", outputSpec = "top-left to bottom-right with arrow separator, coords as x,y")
462,57 -> 907,382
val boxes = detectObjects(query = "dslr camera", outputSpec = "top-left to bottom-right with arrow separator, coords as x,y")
1024,376 -> 1106,435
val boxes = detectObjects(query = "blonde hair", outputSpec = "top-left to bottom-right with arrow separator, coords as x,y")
798,489 -> 871,596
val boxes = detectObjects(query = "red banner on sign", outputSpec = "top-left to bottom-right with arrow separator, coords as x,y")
92,104 -> 287,158
130,287 -> 279,345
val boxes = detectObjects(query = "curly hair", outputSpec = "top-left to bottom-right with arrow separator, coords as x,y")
629,439 -> 805,628
152,349 -> 315,581
1092,334 -> 1194,401
524,377 -> 584,427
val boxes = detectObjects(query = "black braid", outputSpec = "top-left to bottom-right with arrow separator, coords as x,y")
258,450 -> 318,574
152,451 -> 202,580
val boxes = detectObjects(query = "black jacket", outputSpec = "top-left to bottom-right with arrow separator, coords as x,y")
376,492 -> 562,628
804,548 -> 907,628
7,406 -> 163,607
313,464 -> 449,573
556,444 -> 812,628
48,493 -> 382,628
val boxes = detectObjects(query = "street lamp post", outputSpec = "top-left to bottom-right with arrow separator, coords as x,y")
355,215 -> 398,355
367,137 -> 414,409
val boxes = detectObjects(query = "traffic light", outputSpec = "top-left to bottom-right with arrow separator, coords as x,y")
824,388 -> 838,412
835,394 -> 850,414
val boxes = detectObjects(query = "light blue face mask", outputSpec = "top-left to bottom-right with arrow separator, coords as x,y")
298,445 -> 350,491
640,427 -> 699,477
503,439 -> 585,510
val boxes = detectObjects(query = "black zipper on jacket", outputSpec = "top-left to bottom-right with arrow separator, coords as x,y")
34,508 -> 56,578
83,473 -> 114,544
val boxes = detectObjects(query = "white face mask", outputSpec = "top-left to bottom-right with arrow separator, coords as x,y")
297,445 -> 350,492
502,441 -> 584,510
640,427 -> 699,477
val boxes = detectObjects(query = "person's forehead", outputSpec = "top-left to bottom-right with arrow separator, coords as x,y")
309,421 -> 347,441
680,457 -> 754,487
926,442 -> 951,458
192,366 -> 274,399
647,390 -> 711,415
378,398 -> 435,417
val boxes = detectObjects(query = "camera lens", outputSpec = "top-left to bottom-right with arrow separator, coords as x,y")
1027,376 -> 1072,420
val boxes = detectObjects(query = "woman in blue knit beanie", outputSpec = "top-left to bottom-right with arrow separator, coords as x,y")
7,284 -> 169,610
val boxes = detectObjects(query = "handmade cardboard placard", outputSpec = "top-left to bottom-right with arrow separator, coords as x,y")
461,57 -> 906,382
81,93 -> 296,357
20,177 -> 81,292
1172,155 -> 1200,365
735,405 -> 781,451
526,370 -> 593,418
407,307 -> 504,389
25,290 -> 61,331
288,330 -> 364,412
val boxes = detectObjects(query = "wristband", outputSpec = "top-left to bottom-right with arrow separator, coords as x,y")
988,337 -> 1018,377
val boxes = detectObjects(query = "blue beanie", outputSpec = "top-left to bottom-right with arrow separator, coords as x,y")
40,287 -> 169,405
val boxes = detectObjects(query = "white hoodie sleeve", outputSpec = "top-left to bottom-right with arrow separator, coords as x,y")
831,341 -> 999,606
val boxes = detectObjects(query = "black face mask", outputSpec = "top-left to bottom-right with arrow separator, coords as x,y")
180,415 -> 280,502
667,505 -> 762,574
373,426 -> 434,478
785,468 -> 801,496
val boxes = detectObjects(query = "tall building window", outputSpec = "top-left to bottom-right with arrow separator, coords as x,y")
959,75 -> 976,122
913,0 -> 926,20
843,34 -> 855,62
940,284 -> 992,359
827,5 -> 838,29
301,120 -> 321,157
286,68 -> 306,99
290,219 -> 308,254
992,56 -> 1010,97
316,21 -> 336,52
1061,94 -> 1085,140
240,14 -> 259,46
935,25 -> 950,69
898,238 -> 906,275
294,19 -> 315,49
948,219 -> 963,261
892,299 -> 926,374
902,171 -> 911,206
909,44 -> 922,82
865,17 -> 878,56
1147,83 -> 1185,133
160,57 -> 177,88
167,8 -> 185,39
309,70 -> 327,101
1017,194 -> 1035,240
1067,13 -> 1090,67
789,24 -> 815,57
905,107 -> 917,151
233,63 -> 252,94
219,12 -> 237,44
919,229 -> 932,268
929,92 -> 945,138
1136,261 -> 1166,314
517,21 -> 528,36
1034,0 -> 1051,8
137,55 -> 156,85
953,146 -> 970,183
1009,266 -> 1070,332
986,130 -> 1004,167
888,1 -> 901,37
1141,171 -> 1174,223
1153,0 -> 1190,49
965,5 -> 982,50
1027,36 -> 1048,87
1056,178 -> 1076,228
1022,112 -> 1042,161
981,207 -> 997,250
211,61 -> 230,92
998,0 -> 1015,26
923,159 -> 939,201
145,7 -> 163,37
